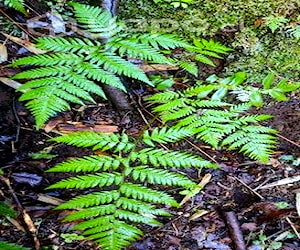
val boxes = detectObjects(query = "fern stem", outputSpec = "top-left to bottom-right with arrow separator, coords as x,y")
99,0 -> 133,111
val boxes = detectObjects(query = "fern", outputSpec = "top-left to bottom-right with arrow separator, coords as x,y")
3,0 -> 25,14
47,129 -> 216,250
11,3 -> 185,129
0,242 -> 29,250
146,82 -> 278,162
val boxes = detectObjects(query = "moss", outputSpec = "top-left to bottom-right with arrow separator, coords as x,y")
118,0 -> 300,81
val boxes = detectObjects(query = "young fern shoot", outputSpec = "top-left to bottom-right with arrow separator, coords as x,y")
47,127 -> 216,250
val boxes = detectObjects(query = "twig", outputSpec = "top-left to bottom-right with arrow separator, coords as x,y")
223,211 -> 246,250
233,177 -> 264,200
286,217 -> 300,240
0,176 -> 40,250
277,134 -> 300,148
184,139 -> 219,164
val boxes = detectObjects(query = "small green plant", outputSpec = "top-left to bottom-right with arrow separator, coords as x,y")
2,0 -> 26,13
153,0 -> 194,8
263,16 -> 289,33
146,79 -> 278,162
46,128 -> 216,250
206,72 -> 300,107
252,231 -> 296,250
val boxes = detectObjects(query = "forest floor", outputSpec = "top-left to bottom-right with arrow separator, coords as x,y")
1,2 -> 300,250
0,77 -> 300,250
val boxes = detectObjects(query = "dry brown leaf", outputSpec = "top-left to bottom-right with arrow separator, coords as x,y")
0,44 -> 8,63
189,209 -> 209,221
180,173 -> 212,206
2,32 -> 46,54
56,123 -> 118,134
37,194 -> 64,206
0,77 -> 23,90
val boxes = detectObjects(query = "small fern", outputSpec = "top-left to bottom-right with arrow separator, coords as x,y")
47,128 -> 216,250
2,0 -> 25,14
146,81 -> 278,162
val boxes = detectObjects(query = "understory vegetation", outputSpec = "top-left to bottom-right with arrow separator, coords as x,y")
0,0 -> 299,250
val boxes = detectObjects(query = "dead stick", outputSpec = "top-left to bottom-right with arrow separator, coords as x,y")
223,211 -> 246,250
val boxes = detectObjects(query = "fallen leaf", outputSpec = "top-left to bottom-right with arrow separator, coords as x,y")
257,175 -> 300,189
189,209 -> 209,221
56,123 -> 118,134
296,193 -> 300,217
37,194 -> 64,206
180,173 -> 212,206
0,44 -> 8,63
0,77 -> 23,90
2,32 -> 46,54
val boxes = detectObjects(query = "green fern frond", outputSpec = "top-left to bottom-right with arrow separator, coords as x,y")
107,38 -> 172,64
152,97 -> 186,112
35,37 -> 100,53
63,204 -> 116,222
142,126 -> 194,146
70,2 -> 120,37
145,91 -> 180,103
48,172 -> 123,189
116,209 -> 161,226
116,197 -> 171,216
133,33 -> 189,49
0,241 -> 29,250
23,93 -> 70,128
147,82 -> 278,162
132,166 -> 196,187
119,183 -> 179,206
12,66 -> 71,79
55,191 -> 120,209
175,60 -> 198,76
129,148 -> 214,168
12,53 -> 84,67
51,131 -> 135,152
47,129 -> 216,249
3,0 -> 25,13
48,155 -> 121,173
92,53 -> 151,84
160,106 -> 196,122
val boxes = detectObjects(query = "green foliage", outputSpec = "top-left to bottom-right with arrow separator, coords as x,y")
0,201 -> 17,218
146,80 -> 278,162
47,129 -> 216,250
120,0 -> 300,81
11,2 -> 228,129
0,242 -> 29,250
153,0 -> 194,9
11,3 -> 178,129
206,72 -> 300,108
2,0 -> 25,13
263,16 -> 289,33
